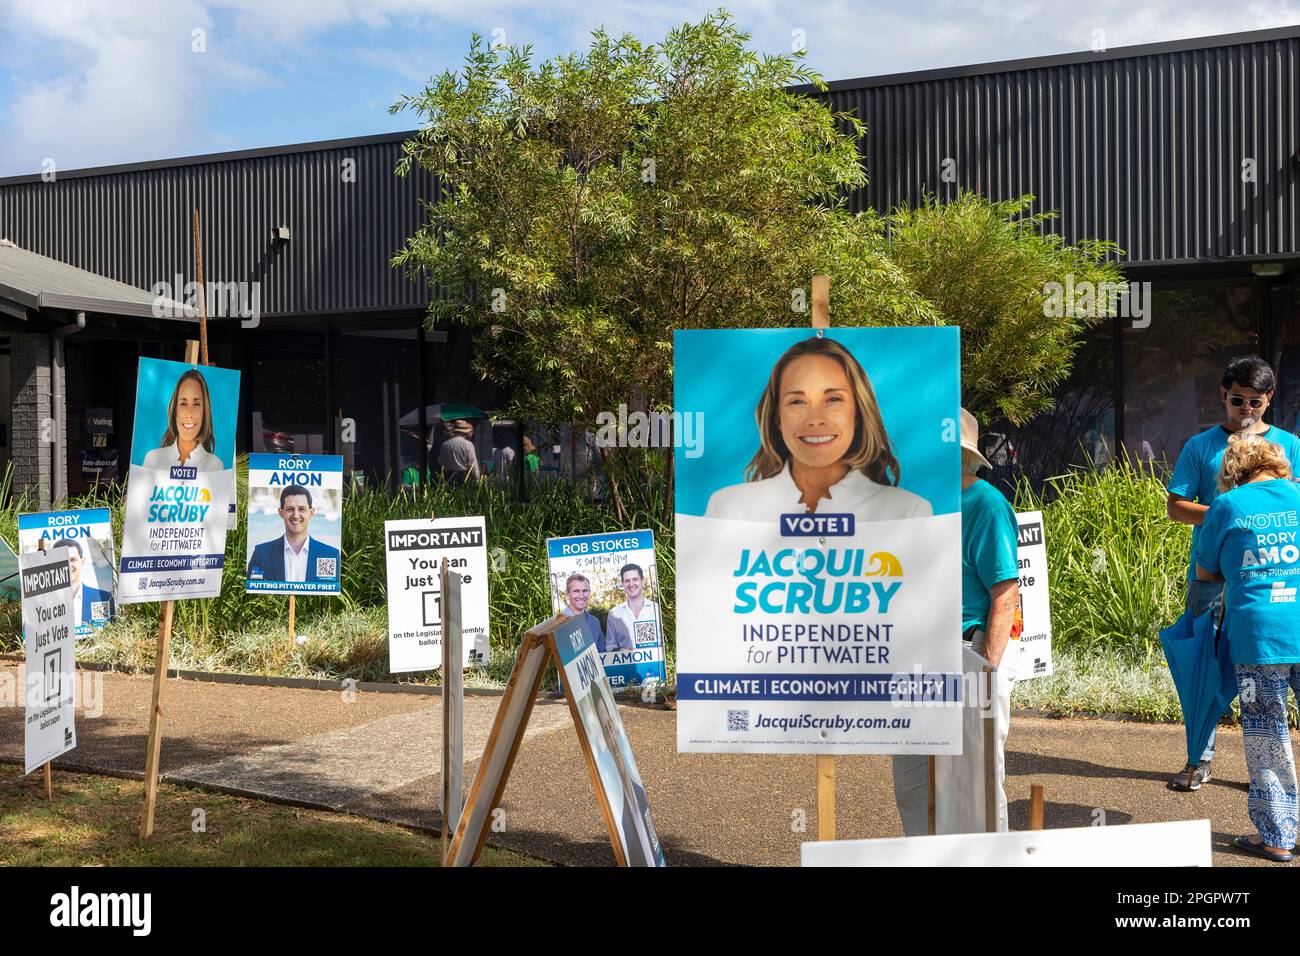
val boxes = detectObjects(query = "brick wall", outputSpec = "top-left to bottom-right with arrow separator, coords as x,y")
10,332 -> 65,507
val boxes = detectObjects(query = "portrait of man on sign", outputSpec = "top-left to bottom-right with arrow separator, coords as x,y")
246,484 -> 341,583
48,537 -> 113,627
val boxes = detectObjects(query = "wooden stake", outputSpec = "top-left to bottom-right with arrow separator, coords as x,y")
140,599 -> 175,839
983,665 -> 997,833
810,274 -> 835,841
138,206 -> 208,838
927,755 -> 937,835
816,754 -> 836,840
192,209 -> 209,366
1029,784 -> 1045,830
811,275 -> 830,329
288,595 -> 296,648
440,557 -> 465,859
35,537 -> 53,801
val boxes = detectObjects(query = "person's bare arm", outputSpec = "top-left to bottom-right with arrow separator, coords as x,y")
1167,494 -> 1208,525
1195,563 -> 1223,583
982,579 -> 1019,668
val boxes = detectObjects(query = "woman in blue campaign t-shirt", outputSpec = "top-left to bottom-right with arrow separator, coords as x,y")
1169,423 -> 1300,581
1195,436 -> 1300,862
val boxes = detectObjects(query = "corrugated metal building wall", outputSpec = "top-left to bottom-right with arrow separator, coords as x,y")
821,27 -> 1299,264
0,135 -> 438,316
0,26 -> 1297,318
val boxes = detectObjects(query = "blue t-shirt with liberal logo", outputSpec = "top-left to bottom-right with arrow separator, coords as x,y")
1167,424 -> 1300,580
1196,478 -> 1300,665
961,479 -> 1020,633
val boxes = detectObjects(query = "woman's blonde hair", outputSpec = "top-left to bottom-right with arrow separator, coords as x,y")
160,369 -> 216,452
745,337 -> 901,486
1217,434 -> 1291,491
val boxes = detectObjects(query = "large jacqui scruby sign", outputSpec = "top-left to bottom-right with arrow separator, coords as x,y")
673,327 -> 963,755
17,508 -> 116,636
118,358 -> 241,605
21,548 -> 77,774
1013,511 -> 1054,680
245,453 -> 344,595
546,530 -> 668,689
384,516 -> 490,672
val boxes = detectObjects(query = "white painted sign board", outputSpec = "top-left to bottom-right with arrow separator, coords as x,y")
801,819 -> 1212,867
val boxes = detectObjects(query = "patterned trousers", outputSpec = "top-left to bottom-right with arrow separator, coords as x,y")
1235,663 -> 1300,849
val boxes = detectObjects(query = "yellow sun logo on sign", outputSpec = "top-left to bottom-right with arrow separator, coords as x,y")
866,552 -> 903,577
198,488 -> 211,503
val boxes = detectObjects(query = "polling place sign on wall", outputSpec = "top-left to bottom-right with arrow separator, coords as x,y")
674,327 -> 963,754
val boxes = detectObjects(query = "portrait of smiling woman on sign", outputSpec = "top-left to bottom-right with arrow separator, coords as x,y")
703,337 -> 932,522
140,368 -> 225,472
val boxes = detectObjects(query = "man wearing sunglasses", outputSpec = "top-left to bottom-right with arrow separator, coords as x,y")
1166,355 -> 1300,791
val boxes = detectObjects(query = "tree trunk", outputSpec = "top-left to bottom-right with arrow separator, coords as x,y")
601,445 -> 629,525
661,418 -> 674,527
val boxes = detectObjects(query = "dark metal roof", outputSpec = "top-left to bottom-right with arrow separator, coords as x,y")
800,23 -> 1300,92
0,131 -> 414,187
0,239 -> 195,321
0,140 -> 441,316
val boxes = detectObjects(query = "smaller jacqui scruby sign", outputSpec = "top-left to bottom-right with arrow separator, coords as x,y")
546,530 -> 667,689
119,357 -> 241,604
21,549 -> 77,775
17,508 -> 115,636
1014,511 -> 1053,680
384,517 -> 490,672
245,454 -> 343,594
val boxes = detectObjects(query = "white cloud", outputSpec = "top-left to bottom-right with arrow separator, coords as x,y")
2,0 -> 1298,176
0,0 -> 216,175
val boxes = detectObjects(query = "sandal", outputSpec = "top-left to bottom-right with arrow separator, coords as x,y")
1234,834 -> 1294,863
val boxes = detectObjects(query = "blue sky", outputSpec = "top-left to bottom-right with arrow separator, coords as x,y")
2,0 -> 1298,177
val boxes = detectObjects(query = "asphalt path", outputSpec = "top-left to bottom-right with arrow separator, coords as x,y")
0,662 -> 1287,866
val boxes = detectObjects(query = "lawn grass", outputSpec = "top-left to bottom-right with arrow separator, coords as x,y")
0,764 -> 545,867
1012,645 -> 1300,727
1011,646 -> 1181,720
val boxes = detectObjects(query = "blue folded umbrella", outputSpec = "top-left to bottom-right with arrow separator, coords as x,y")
1159,607 -> 1238,766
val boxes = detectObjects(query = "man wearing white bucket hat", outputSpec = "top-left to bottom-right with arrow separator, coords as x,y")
891,407 -> 1021,835
439,418 -> 481,486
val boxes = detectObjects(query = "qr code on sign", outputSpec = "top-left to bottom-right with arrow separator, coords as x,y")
727,709 -> 749,732
633,620 -> 657,646
315,557 -> 337,579
90,601 -> 109,621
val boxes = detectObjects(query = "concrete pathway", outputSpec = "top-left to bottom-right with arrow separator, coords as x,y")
0,661 -> 1286,866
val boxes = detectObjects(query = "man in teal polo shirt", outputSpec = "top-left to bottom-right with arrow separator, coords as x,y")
1165,355 -> 1300,791
892,409 -> 1020,835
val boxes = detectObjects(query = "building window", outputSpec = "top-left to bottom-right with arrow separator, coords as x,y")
1266,280 -> 1300,433
987,322 -> 1115,488
1122,281 -> 1259,466
249,331 -> 328,455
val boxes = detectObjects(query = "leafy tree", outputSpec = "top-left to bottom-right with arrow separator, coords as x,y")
392,10 -> 1123,513
882,193 -> 1122,426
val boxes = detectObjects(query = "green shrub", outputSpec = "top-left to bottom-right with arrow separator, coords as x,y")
1016,457 -> 1188,663
0,461 -> 676,681
1,456 -> 1194,698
